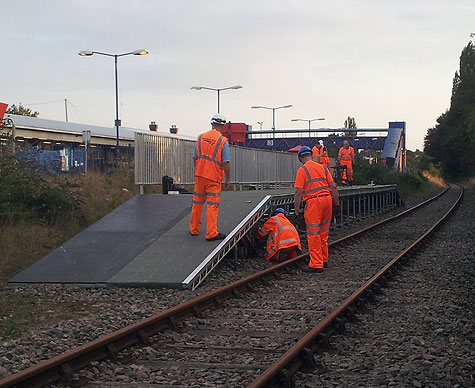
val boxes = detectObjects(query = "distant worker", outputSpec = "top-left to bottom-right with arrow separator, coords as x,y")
189,113 -> 230,241
294,146 -> 339,273
257,208 -> 301,262
312,140 -> 330,169
338,139 -> 355,185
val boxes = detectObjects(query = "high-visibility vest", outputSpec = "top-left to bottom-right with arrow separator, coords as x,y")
298,160 -> 331,201
339,146 -> 354,162
194,129 -> 227,183
312,145 -> 330,165
258,213 -> 301,260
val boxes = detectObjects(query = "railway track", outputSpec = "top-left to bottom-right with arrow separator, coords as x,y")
0,184 -> 463,388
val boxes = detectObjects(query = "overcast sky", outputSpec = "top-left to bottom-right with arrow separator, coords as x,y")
1,0 -> 474,150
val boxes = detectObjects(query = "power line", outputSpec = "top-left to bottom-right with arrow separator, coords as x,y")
22,100 -> 65,106
67,100 -> 94,124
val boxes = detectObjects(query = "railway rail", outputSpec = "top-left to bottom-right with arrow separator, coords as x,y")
0,184 -> 463,388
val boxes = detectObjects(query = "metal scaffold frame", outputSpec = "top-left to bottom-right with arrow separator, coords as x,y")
182,185 -> 400,289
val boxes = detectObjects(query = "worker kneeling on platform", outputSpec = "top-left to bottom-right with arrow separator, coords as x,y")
294,146 -> 340,273
257,208 -> 302,262
189,113 -> 231,241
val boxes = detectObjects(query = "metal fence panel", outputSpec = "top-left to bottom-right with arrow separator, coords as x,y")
135,132 -> 301,186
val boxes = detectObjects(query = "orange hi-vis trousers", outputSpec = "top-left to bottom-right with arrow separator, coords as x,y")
340,160 -> 353,183
304,195 -> 333,268
189,176 -> 221,239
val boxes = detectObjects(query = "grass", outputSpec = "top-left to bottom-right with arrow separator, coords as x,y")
0,167 -> 153,339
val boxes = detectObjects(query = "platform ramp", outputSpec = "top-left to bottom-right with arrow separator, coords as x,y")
108,190 -> 294,289
9,190 -> 294,289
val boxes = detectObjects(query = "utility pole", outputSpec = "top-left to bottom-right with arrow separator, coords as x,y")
64,99 -> 68,122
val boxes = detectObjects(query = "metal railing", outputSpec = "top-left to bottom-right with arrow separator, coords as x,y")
134,132 -> 300,189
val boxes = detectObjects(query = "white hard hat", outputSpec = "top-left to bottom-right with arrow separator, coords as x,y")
211,113 -> 227,126
318,140 -> 324,146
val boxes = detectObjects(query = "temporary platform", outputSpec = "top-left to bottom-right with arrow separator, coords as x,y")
8,185 -> 400,290
9,190 -> 292,289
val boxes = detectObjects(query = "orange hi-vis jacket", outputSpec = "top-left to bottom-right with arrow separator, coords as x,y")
339,146 -> 355,163
297,160 -> 332,201
258,213 -> 301,260
194,129 -> 228,183
312,145 -> 330,166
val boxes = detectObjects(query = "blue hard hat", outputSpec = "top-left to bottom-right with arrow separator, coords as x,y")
274,208 -> 287,216
298,146 -> 312,157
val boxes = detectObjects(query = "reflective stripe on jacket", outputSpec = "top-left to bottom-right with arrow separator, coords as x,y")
194,129 -> 227,183
312,145 -> 330,165
339,146 -> 354,162
258,213 -> 301,260
300,160 -> 331,201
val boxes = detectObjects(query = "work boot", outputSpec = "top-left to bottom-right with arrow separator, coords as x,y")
206,232 -> 227,241
302,266 -> 324,273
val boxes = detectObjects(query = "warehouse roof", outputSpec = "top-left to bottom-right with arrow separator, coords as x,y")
4,114 -> 196,141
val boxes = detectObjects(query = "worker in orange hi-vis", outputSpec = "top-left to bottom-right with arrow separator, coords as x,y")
189,113 -> 231,241
257,208 -> 302,262
338,139 -> 355,185
294,146 -> 340,273
312,140 -> 330,169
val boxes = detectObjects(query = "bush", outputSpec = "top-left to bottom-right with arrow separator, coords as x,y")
0,143 -> 84,225
353,156 -> 429,196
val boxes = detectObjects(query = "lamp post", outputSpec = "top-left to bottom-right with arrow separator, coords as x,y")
191,85 -> 242,113
78,49 -> 149,167
251,105 -> 292,139
291,117 -> 325,138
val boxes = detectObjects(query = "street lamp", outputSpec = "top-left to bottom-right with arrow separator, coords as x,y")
291,117 -> 325,138
191,85 -> 242,113
251,105 -> 293,138
78,49 -> 149,167
257,121 -> 263,130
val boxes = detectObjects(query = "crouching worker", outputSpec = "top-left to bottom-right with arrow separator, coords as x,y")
257,208 -> 302,262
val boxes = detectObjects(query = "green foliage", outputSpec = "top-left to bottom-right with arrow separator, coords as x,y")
344,116 -> 357,129
353,156 -> 429,197
424,42 -> 475,180
0,142 -> 84,225
344,116 -> 357,136
5,103 -> 39,117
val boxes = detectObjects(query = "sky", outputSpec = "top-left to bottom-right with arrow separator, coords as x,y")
1,0 -> 474,151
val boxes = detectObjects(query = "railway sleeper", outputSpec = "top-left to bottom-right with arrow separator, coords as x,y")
105,342 -> 119,361
278,368 -> 294,388
334,317 -> 347,334
344,306 -> 358,323
59,363 -> 75,385
299,346 -> 320,373
365,289 -> 378,304
316,332 -> 331,352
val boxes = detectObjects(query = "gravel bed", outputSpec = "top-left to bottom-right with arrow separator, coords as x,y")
0,184 -> 448,381
44,185 -> 463,387
293,185 -> 474,388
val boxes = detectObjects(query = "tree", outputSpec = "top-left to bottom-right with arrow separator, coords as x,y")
424,41 -> 475,180
344,116 -> 357,136
6,103 -> 39,117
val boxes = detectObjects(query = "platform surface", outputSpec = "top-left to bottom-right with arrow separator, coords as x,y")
9,190 -> 292,288
9,194 -> 193,285
9,185 -> 392,289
